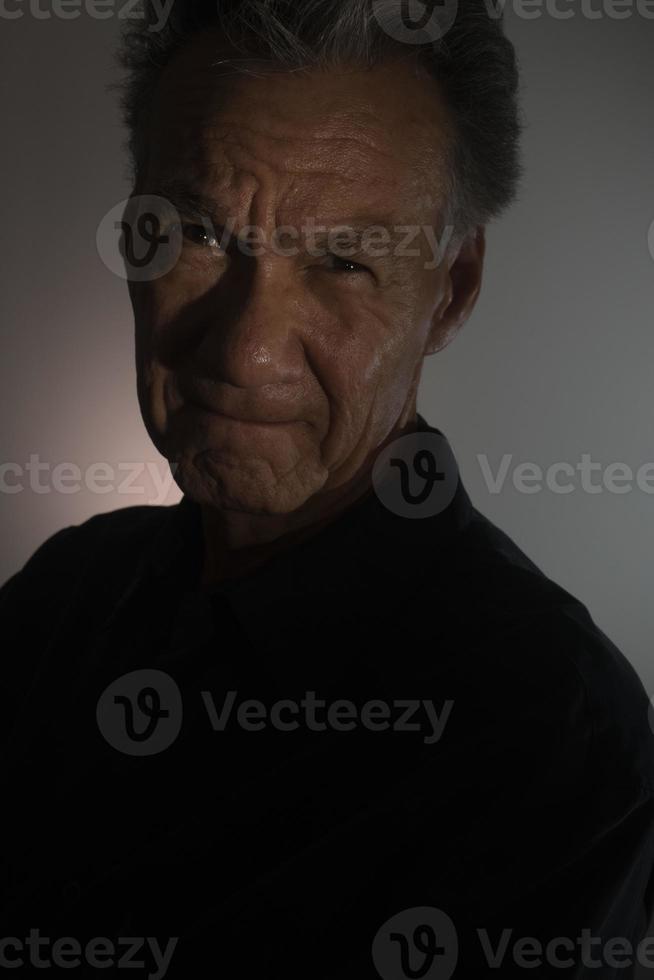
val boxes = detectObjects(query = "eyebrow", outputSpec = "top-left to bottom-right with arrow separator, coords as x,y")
150,178 -> 407,255
310,222 -> 405,252
150,179 -> 228,225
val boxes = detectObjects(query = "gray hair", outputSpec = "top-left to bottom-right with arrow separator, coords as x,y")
115,0 -> 524,241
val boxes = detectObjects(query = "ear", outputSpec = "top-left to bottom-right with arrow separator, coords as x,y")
425,225 -> 486,355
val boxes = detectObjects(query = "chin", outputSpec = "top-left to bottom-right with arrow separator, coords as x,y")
170,451 -> 325,516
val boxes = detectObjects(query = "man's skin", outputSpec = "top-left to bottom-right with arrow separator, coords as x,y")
128,32 -> 485,585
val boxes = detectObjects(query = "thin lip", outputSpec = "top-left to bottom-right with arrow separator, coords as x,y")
186,400 -> 296,425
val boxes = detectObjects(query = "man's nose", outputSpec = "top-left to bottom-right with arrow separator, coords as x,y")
191,264 -> 307,389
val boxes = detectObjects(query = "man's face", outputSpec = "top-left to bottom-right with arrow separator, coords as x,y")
129,33 -> 480,516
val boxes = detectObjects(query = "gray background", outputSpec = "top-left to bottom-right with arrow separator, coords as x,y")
1,1 -> 653,967
1,6 -> 652,701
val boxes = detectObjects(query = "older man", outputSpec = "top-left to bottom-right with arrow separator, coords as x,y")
2,1 -> 654,977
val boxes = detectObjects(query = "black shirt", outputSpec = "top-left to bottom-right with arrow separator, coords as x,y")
2,414 -> 654,978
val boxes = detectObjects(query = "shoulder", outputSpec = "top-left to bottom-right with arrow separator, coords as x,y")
0,503 -> 173,605
418,505 -> 654,792
0,503 -> 177,743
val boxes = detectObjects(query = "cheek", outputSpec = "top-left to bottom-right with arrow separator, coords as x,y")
136,363 -> 170,442
133,282 -> 192,391
132,284 -> 166,368
305,304 -> 385,406
305,300 -> 416,444
346,303 -> 428,436
331,300 -> 421,397
131,287 -> 179,435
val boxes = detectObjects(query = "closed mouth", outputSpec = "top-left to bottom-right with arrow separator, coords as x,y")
187,402 -> 293,426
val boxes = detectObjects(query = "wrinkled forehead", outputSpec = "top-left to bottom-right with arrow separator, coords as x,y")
142,31 -> 454,226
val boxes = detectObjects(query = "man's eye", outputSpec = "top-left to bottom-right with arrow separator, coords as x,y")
325,254 -> 370,275
182,223 -> 221,249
